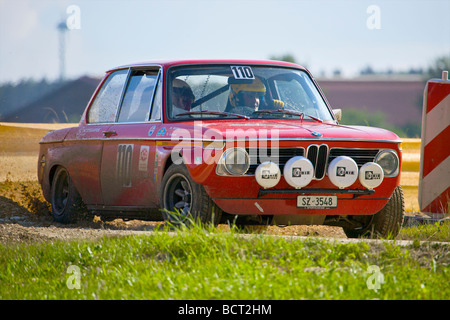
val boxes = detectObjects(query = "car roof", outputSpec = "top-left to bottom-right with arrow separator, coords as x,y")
107,59 -> 307,73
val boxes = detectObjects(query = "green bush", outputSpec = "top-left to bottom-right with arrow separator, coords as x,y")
339,108 -> 421,138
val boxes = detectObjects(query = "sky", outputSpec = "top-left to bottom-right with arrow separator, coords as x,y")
0,0 -> 449,83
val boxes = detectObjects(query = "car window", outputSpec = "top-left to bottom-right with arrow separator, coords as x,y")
167,65 -> 333,121
170,74 -> 229,118
118,70 -> 159,123
274,76 -> 322,118
87,69 -> 128,123
150,73 -> 162,121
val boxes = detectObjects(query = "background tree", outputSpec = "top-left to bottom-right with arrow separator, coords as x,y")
269,53 -> 297,64
426,54 -> 450,79
339,108 -> 409,137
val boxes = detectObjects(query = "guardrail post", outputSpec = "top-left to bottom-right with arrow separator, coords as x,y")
418,71 -> 450,218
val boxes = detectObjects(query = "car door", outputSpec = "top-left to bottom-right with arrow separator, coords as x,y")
100,68 -> 162,207
63,69 -> 128,206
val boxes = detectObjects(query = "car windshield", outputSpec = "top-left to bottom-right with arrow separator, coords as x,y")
167,65 -> 333,121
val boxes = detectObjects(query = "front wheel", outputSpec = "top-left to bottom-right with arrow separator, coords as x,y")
51,166 -> 86,223
343,186 -> 405,238
161,164 -> 222,227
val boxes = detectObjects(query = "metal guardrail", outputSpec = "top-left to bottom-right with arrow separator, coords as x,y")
402,138 -> 421,151
400,139 -> 421,215
402,139 -> 421,173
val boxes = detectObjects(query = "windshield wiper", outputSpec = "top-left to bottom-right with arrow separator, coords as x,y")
302,113 -> 323,123
175,110 -> 250,120
253,109 -> 322,123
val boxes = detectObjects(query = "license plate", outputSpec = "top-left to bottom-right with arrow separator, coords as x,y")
297,196 -> 337,209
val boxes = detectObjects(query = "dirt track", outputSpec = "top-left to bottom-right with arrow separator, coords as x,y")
0,185 -> 347,244
0,180 -> 165,244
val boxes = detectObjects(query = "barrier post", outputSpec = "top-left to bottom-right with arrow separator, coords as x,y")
418,71 -> 450,218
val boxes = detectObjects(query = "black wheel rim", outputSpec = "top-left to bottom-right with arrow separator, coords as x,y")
164,174 -> 192,221
53,170 -> 69,216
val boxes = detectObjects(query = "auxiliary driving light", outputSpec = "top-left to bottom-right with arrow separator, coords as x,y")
255,161 -> 281,189
327,156 -> 358,189
283,156 -> 314,189
358,162 -> 384,190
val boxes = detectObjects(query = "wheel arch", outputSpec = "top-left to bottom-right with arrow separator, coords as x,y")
48,164 -> 61,189
41,164 -> 64,202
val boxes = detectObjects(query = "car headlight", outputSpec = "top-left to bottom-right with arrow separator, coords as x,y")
216,148 -> 250,176
374,149 -> 399,177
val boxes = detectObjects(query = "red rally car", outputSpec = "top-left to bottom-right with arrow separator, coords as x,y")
38,59 -> 404,237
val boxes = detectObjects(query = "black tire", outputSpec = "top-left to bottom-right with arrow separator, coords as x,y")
344,186 -> 405,238
161,164 -> 222,226
51,166 -> 86,224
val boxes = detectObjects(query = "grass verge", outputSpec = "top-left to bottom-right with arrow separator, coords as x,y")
0,223 -> 448,300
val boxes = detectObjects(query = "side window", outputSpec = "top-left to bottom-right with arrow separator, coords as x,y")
150,73 -> 162,121
118,70 -> 159,123
88,69 -> 128,123
169,74 -> 228,118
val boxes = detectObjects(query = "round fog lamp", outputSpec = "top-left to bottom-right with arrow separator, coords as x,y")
359,162 -> 384,190
327,156 -> 358,189
255,161 -> 281,189
223,148 -> 250,175
283,156 -> 314,189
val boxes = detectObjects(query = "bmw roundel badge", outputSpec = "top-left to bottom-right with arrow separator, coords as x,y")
311,132 -> 323,137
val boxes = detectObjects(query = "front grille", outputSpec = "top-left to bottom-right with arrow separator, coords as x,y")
328,148 -> 379,168
246,147 -> 304,175
306,144 -> 329,179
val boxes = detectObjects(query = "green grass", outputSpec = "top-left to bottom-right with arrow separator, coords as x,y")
399,221 -> 450,242
1,224 -> 448,300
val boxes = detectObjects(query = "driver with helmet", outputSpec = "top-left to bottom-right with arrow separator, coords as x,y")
171,78 -> 195,117
228,78 -> 284,111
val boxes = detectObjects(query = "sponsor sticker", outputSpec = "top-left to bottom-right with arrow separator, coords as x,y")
262,170 -> 278,179
336,166 -> 355,177
292,167 -> 311,177
139,146 -> 149,171
365,171 -> 381,180
156,128 -> 166,136
148,125 -> 157,136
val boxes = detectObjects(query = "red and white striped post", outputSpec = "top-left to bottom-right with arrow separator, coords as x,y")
418,71 -> 450,218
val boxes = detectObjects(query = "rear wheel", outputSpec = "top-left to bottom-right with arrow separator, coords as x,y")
51,167 -> 86,223
161,164 -> 222,226
343,186 -> 405,238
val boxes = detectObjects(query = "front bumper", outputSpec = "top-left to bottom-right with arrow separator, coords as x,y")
204,174 -> 399,216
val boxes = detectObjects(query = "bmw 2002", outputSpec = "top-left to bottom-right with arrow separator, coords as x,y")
38,59 -> 404,237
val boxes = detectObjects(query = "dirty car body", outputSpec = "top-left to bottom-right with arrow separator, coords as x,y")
38,59 -> 404,237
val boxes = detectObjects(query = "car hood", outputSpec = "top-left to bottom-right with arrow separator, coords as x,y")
179,119 -> 401,142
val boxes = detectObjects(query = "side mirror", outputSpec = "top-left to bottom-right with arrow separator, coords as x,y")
333,109 -> 342,122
